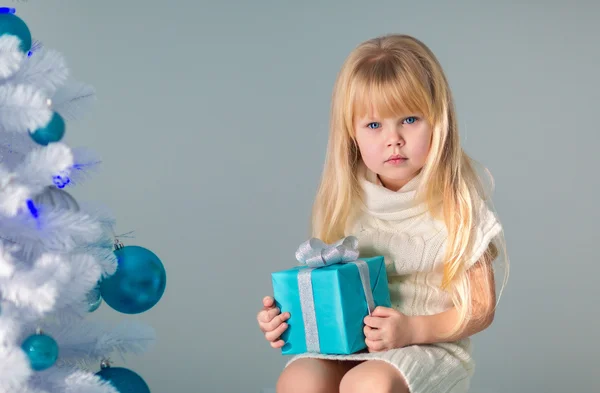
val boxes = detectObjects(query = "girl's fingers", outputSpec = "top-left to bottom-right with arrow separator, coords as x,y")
263,296 -> 274,308
364,315 -> 385,328
257,307 -> 280,324
270,339 -> 285,349
266,307 -> 284,322
264,311 -> 290,332
269,312 -> 290,330
363,325 -> 383,341
265,320 -> 289,342
365,338 -> 385,352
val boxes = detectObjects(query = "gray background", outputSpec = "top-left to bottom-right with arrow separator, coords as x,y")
14,0 -> 599,392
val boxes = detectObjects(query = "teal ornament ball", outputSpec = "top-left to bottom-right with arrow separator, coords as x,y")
29,111 -> 66,146
21,332 -> 59,371
99,245 -> 166,314
0,9 -> 32,53
96,365 -> 151,393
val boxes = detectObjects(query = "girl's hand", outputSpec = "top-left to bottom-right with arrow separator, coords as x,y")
363,306 -> 414,352
257,296 -> 290,349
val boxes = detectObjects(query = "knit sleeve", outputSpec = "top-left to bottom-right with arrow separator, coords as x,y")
464,196 -> 503,271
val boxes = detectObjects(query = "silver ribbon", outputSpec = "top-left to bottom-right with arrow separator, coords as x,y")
295,236 -> 376,353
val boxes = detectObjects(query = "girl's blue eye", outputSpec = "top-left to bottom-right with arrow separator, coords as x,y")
403,116 -> 418,124
367,122 -> 381,129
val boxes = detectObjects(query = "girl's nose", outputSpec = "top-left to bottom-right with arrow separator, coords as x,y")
387,132 -> 404,147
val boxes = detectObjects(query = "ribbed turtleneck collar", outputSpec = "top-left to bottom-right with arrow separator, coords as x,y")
357,162 -> 429,222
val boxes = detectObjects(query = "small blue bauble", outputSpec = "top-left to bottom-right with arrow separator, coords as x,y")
29,111 -> 65,146
33,186 -> 80,211
99,245 -> 166,314
21,332 -> 59,371
96,366 -> 151,393
87,284 -> 103,312
0,9 -> 32,53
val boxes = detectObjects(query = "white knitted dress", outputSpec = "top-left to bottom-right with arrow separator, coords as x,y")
286,164 -> 502,393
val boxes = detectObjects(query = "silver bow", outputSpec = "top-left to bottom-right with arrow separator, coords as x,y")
294,235 -> 375,353
295,236 -> 360,267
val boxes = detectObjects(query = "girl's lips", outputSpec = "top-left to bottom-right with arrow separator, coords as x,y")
385,154 -> 407,164
385,157 -> 407,165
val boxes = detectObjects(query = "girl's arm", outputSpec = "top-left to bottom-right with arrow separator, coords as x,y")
407,258 -> 497,345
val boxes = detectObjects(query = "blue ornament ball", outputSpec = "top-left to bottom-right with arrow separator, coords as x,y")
96,366 -> 150,393
99,245 -> 166,314
0,8 -> 32,53
21,332 -> 59,371
29,111 -> 65,146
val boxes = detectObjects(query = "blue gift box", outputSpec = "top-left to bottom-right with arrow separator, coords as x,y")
271,237 -> 391,355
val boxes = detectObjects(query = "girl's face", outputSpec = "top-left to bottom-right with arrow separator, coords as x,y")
354,110 -> 432,191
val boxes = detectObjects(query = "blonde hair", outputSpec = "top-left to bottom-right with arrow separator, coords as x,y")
311,34 -> 508,337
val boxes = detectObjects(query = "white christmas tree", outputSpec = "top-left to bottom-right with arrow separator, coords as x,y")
0,8 -> 166,393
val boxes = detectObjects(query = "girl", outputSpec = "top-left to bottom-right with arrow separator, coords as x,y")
257,34 -> 508,393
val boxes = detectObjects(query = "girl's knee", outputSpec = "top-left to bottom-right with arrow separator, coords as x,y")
276,358 -> 346,393
339,360 -> 409,393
